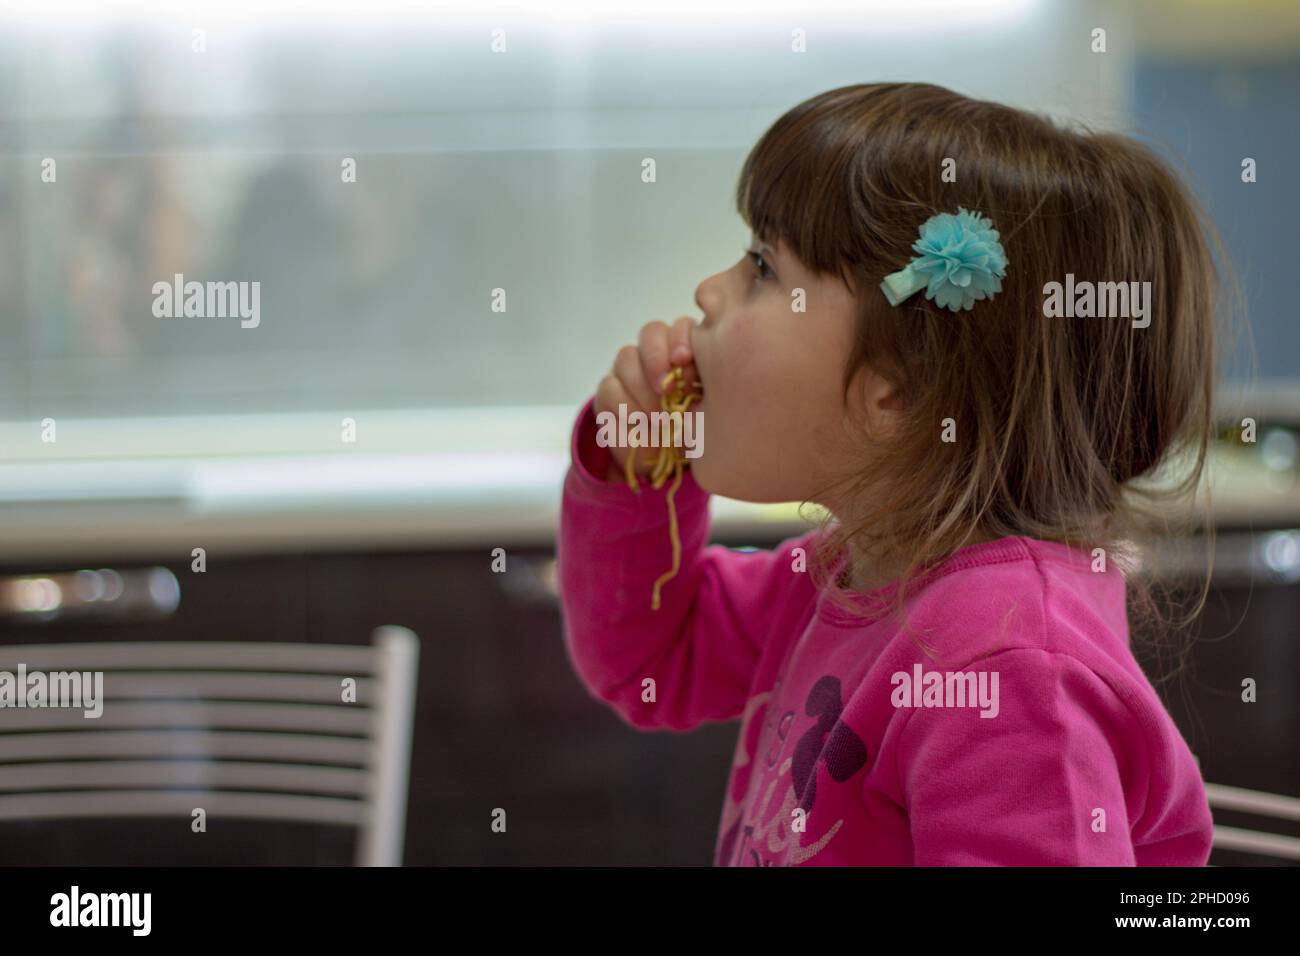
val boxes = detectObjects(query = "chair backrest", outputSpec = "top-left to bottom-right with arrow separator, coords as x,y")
0,625 -> 419,866
1205,782 -> 1300,863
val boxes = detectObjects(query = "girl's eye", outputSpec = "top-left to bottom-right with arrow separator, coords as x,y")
744,247 -> 775,283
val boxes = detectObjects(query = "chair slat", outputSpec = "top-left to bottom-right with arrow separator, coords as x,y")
0,730 -> 370,764
0,790 -> 365,825
0,701 -> 370,735
1211,825 -> 1300,861
0,642 -> 378,673
1206,783 -> 1300,821
81,673 -> 374,703
0,760 -> 368,796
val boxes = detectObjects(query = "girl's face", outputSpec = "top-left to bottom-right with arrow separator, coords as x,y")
689,235 -> 894,506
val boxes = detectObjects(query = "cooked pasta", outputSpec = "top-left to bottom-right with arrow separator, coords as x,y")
623,365 -> 702,610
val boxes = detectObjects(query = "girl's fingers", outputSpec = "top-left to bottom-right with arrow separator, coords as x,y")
612,344 -> 658,415
593,374 -> 620,423
595,320 -> 700,482
594,374 -> 632,468
594,373 -> 654,475
637,320 -> 672,394
669,315 -> 695,366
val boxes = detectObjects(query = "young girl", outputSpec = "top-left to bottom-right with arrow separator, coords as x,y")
556,82 -> 1221,866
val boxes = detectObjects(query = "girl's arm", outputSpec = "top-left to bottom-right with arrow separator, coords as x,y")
557,395 -> 815,732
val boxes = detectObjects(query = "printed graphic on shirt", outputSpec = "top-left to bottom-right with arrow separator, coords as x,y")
716,675 -> 870,866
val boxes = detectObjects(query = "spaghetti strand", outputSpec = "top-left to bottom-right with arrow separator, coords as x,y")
621,365 -> 702,610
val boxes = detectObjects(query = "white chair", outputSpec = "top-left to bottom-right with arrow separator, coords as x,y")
1205,783 -> 1300,863
0,625 -> 419,866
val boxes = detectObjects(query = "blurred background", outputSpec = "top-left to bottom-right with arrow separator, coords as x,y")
0,0 -> 1296,865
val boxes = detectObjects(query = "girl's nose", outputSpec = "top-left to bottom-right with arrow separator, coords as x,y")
694,274 -> 723,328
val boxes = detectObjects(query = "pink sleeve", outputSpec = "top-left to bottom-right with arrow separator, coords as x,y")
896,648 -> 1184,866
557,396 -> 812,732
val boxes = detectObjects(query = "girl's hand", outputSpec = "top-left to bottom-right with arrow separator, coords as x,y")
595,316 -> 698,483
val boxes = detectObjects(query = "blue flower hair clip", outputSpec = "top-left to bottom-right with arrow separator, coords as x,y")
879,207 -> 1008,312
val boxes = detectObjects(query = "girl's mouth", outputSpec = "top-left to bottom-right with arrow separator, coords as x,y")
687,357 -> 705,399
662,366 -> 704,406
687,377 -> 704,406
669,364 -> 704,401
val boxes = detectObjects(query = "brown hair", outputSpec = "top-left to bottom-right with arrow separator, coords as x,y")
735,82 -> 1237,671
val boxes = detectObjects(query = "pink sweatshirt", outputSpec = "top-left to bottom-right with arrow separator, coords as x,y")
557,397 -> 1215,866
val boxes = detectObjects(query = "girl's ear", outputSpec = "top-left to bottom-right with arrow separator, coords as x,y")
863,358 -> 904,403
861,367 -> 905,439
868,374 -> 909,447
875,380 -> 906,412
